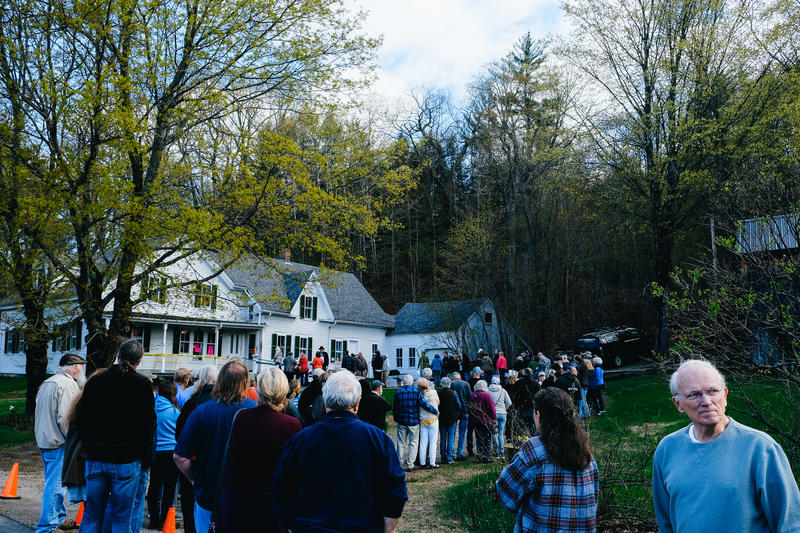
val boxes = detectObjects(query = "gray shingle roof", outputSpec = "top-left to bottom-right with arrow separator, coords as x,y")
390,298 -> 489,334
225,258 -> 394,327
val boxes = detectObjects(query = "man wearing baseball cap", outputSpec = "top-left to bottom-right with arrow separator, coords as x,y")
34,353 -> 86,532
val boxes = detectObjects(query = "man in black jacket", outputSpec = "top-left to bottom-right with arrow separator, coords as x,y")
512,368 -> 540,437
76,339 -> 155,532
358,380 -> 392,431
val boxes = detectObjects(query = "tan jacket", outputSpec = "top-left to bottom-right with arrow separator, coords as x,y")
34,371 -> 80,449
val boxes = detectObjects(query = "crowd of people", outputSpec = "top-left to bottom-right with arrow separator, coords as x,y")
30,339 -> 800,533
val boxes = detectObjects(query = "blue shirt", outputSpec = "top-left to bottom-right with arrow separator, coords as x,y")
431,357 -> 443,371
272,410 -> 407,532
653,418 -> 800,532
176,385 -> 193,408
154,395 -> 180,451
173,396 -> 256,509
392,385 -> 438,426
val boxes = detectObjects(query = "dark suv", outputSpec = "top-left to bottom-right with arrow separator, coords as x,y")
574,326 -> 650,368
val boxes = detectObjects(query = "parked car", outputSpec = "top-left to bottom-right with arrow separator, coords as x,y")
574,326 -> 650,368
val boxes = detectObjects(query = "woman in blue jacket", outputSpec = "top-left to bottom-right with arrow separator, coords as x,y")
147,381 -> 181,529
587,357 -> 606,414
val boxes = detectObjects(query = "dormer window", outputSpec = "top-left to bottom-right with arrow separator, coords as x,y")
141,274 -> 167,304
194,283 -> 217,309
299,295 -> 317,320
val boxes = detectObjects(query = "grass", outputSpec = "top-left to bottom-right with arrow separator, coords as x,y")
437,369 -> 800,532
0,376 -> 33,446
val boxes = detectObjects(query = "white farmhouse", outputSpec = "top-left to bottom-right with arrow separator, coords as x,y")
0,255 -> 528,380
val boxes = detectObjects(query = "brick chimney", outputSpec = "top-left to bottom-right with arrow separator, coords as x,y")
283,247 -> 291,263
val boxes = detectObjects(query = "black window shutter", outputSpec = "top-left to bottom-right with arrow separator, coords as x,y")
343,340 -> 348,354
5,329 -> 8,353
330,339 -> 335,356
271,333 -> 277,357
52,337 -> 57,351
75,322 -> 82,350
172,330 -> 179,354
294,336 -> 300,355
143,325 -> 151,352
312,298 -> 317,320
159,277 -> 167,304
299,295 -> 305,318
141,274 -> 149,299
307,337 -> 312,356
210,285 -> 217,310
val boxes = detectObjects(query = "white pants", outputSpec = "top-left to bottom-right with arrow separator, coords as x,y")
396,424 -> 420,469
419,420 -> 439,466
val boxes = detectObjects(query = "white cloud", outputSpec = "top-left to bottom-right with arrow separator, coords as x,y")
350,0 -> 569,105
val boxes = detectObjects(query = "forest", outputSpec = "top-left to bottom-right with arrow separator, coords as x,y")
1,0 -> 799,412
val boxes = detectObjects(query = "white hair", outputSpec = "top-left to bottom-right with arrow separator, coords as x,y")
669,359 -> 726,397
593,357 -> 603,367
474,380 -> 488,392
402,374 -> 414,386
193,365 -> 218,393
323,370 -> 361,411
440,377 -> 452,388
421,367 -> 432,379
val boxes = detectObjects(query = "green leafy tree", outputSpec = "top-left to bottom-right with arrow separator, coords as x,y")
0,0 -> 381,372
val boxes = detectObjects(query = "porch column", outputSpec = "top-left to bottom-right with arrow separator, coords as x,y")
214,326 -> 220,361
161,323 -> 168,373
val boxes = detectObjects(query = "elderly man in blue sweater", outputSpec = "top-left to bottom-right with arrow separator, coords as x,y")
653,359 -> 800,532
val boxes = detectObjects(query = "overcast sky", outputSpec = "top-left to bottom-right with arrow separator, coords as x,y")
353,1 -> 570,106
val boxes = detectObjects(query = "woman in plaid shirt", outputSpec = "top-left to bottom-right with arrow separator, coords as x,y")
496,388 -> 599,532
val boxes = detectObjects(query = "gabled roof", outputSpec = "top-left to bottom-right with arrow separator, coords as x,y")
391,298 -> 490,335
225,258 -> 395,328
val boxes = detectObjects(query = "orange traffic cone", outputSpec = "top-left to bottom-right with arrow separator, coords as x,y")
0,462 -> 20,499
162,507 -> 176,533
75,501 -> 85,526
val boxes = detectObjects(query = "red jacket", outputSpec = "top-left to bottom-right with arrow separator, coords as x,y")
298,355 -> 309,372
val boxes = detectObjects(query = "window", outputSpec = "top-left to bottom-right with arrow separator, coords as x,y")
332,340 -> 346,362
5,328 -> 23,354
178,329 -> 190,354
193,283 -> 217,309
141,274 -> 167,304
206,333 -> 215,356
193,329 -> 205,358
293,336 -> 312,357
372,343 -> 379,357
409,347 -> 417,368
129,325 -> 150,352
396,347 -> 403,368
272,334 -> 290,357
299,295 -> 318,320
52,322 -> 82,352
484,312 -> 493,324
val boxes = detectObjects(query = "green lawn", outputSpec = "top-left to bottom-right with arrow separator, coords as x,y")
439,370 -> 800,532
0,376 -> 32,446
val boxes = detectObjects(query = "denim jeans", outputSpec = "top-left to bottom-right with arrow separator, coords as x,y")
130,467 -> 149,532
82,459 -> 141,533
474,424 -> 492,462
396,424 -> 419,470
456,412 -> 469,458
194,501 -> 213,533
493,413 -> 507,458
36,447 -> 67,533
439,422 -> 457,463
418,420 -> 439,466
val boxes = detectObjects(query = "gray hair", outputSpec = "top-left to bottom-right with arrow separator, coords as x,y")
59,365 -> 76,374
474,380 -> 488,392
421,367 -> 433,379
256,365 -> 289,410
451,372 -> 461,380
669,359 -> 726,398
416,377 -> 430,391
323,370 -> 361,411
403,374 -> 414,386
593,357 -> 603,367
440,377 -> 452,388
192,365 -> 218,396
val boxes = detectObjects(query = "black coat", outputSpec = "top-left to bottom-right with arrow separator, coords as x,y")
76,364 -> 155,464
358,391 -> 392,430
437,388 -> 460,427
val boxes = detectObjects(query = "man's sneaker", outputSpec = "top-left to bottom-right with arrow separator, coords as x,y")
598,410 -> 606,415
59,520 -> 78,530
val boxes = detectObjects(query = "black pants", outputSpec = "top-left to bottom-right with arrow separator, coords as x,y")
178,472 -> 195,533
588,387 -> 605,412
146,450 -> 179,528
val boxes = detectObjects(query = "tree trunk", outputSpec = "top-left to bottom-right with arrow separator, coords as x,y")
24,340 -> 49,416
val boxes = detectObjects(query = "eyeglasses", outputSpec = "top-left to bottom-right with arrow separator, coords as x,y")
681,388 -> 723,401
